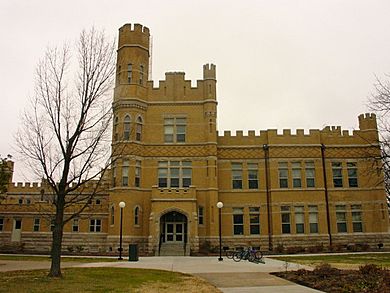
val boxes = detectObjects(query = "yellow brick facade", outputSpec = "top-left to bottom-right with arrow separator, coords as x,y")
0,23 -> 389,255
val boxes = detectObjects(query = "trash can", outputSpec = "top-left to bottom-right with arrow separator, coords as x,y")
129,244 -> 138,261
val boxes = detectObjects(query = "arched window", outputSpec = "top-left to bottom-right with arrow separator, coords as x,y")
123,115 -> 131,140
114,116 -> 119,141
110,206 -> 115,225
136,116 -> 143,141
134,206 -> 140,225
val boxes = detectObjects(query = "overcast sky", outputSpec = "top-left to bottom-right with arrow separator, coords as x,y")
1,0 -> 390,181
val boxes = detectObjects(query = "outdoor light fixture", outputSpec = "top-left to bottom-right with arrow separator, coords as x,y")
118,201 -> 126,260
216,201 -> 223,261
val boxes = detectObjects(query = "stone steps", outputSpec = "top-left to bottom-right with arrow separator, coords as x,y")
159,243 -> 189,256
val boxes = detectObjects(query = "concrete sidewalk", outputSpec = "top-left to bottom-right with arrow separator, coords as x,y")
0,255 -> 323,292
75,256 -> 323,292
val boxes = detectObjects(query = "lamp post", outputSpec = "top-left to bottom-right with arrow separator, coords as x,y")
216,201 -> 223,261
118,201 -> 126,260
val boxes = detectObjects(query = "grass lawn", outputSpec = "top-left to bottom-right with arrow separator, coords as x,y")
271,253 -> 390,268
0,267 -> 220,293
0,255 -> 117,262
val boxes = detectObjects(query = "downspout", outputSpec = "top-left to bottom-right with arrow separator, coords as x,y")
320,144 -> 333,247
263,144 -> 273,251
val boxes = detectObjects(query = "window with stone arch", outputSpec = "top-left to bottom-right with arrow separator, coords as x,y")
134,206 -> 141,226
136,116 -> 143,141
123,115 -> 131,140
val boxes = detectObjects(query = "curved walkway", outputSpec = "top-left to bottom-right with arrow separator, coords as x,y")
0,256 -> 323,292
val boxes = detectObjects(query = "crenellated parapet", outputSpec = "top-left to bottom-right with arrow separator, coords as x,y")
145,64 -> 217,102
118,23 -> 150,50
217,114 -> 379,147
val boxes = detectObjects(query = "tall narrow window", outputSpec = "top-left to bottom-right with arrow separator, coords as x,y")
90,219 -> 101,232
309,205 -> 318,233
117,65 -> 121,84
249,207 -> 260,234
33,218 -> 40,232
134,206 -> 140,225
135,160 -> 141,187
0,218 -> 3,231
139,65 -> 144,85
110,206 -> 115,225
232,163 -> 243,189
158,162 -> 168,188
292,162 -> 302,188
198,206 -> 204,225
351,204 -> 363,232
279,162 -> 288,188
72,218 -> 79,232
295,206 -> 304,234
332,162 -> 343,187
112,161 -> 117,187
123,115 -> 131,140
233,208 -> 244,235
114,116 -> 119,141
50,219 -> 55,231
305,161 -> 315,188
182,161 -> 192,187
170,161 -> 180,188
122,159 -> 129,186
347,162 -> 358,187
248,163 -> 259,189
136,117 -> 143,141
281,206 -> 291,234
164,117 -> 187,143
336,205 -> 347,233
127,63 -> 132,83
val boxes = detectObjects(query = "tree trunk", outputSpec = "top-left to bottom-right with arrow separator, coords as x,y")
48,196 -> 65,277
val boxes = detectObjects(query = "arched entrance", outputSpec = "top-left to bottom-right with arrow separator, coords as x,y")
159,211 -> 188,256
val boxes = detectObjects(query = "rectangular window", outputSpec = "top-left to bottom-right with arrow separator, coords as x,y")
248,163 -> 259,189
135,160 -> 141,187
33,218 -> 40,232
158,161 -> 192,188
281,206 -> 291,234
351,204 -> 363,232
90,219 -> 101,232
347,162 -> 358,187
279,162 -> 288,188
309,205 -> 318,233
294,206 -> 304,234
249,207 -> 260,234
305,161 -> 315,188
198,206 -> 204,225
139,65 -> 144,85
332,162 -> 343,187
127,63 -> 132,83
232,163 -> 243,189
292,162 -> 302,188
122,159 -> 129,186
72,218 -> 79,232
164,117 -> 187,143
0,218 -> 3,231
233,208 -> 244,235
336,205 -> 347,233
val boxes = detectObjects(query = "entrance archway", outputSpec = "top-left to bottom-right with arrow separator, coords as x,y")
159,211 -> 188,255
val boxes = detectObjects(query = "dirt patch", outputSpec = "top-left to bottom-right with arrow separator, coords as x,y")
135,275 -> 221,293
273,263 -> 390,293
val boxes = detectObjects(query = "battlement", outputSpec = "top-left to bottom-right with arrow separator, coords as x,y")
118,23 -> 150,49
217,114 -> 378,146
145,64 -> 217,101
358,113 -> 377,130
203,63 -> 216,80
9,180 -> 110,193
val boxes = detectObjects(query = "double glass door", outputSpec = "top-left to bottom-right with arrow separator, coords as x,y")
165,222 -> 184,242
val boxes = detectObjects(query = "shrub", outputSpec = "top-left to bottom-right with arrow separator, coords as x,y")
286,246 -> 305,254
313,263 -> 340,279
307,243 -> 324,253
275,243 -> 284,253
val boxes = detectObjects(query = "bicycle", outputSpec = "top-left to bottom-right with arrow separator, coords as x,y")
232,247 -> 264,263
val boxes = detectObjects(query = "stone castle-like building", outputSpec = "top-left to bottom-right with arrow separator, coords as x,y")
0,23 -> 389,255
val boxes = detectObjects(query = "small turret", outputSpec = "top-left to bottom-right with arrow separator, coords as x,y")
203,63 -> 216,80
358,113 -> 377,130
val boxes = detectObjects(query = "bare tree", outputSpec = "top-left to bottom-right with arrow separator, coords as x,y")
368,74 -> 390,209
16,28 -> 116,277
